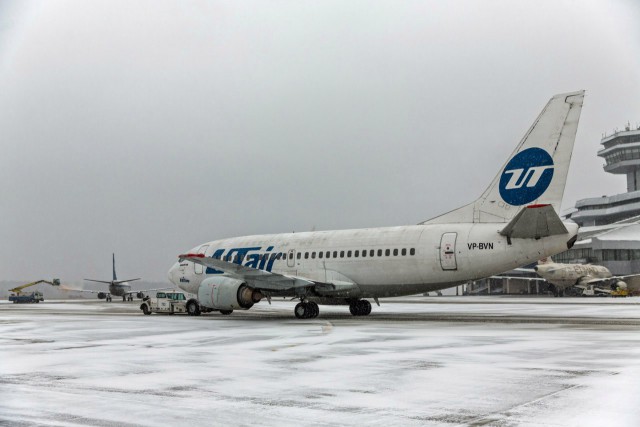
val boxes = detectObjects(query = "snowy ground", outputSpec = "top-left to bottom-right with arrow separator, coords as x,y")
2,296 -> 640,426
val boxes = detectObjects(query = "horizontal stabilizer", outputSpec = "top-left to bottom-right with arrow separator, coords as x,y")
499,204 -> 568,239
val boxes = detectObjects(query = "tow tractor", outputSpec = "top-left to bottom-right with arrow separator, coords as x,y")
140,291 -> 188,315
8,279 -> 60,303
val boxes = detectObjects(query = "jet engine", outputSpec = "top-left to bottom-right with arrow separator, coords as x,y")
197,277 -> 263,311
613,281 -> 627,291
136,292 -> 145,299
97,292 -> 107,299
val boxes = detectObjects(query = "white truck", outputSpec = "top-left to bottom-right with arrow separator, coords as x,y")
140,291 -> 188,315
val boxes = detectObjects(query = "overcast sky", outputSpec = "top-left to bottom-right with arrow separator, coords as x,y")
1,0 -> 639,282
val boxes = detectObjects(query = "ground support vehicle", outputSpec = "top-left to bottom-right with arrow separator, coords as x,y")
8,279 -> 60,303
140,291 -> 188,315
9,291 -> 44,303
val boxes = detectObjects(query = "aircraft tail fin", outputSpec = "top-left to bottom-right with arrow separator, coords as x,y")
112,253 -> 117,281
422,90 -> 584,225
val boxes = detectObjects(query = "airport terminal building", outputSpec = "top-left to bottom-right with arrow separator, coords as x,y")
560,125 -> 640,275
567,125 -> 640,227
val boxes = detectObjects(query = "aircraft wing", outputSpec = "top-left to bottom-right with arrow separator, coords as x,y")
114,278 -> 141,284
61,285 -> 172,296
580,273 -> 640,285
613,273 -> 640,281
59,286 -> 102,294
178,253 -> 316,291
490,276 -> 545,281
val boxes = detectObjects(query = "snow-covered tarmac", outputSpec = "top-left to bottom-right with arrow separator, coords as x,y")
2,296 -> 640,426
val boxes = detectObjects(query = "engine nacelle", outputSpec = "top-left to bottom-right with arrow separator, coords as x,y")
615,281 -> 627,290
197,277 -> 263,311
97,292 -> 107,300
136,292 -> 145,299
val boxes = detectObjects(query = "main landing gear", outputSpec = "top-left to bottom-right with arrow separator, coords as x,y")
122,295 -> 134,302
294,301 -> 319,319
349,299 -> 371,316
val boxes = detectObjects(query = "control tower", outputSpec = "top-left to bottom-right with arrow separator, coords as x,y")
569,124 -> 640,226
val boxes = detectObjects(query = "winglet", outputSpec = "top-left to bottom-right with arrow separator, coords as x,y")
499,204 -> 568,240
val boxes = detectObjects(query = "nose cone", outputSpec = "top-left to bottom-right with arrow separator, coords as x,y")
168,262 -> 180,286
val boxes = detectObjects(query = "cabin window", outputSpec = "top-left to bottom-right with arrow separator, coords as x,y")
297,252 -> 301,260
319,252 -> 323,259
393,249 -> 398,256
354,250 -> 359,257
340,251 -> 345,258
410,248 -> 415,255
305,252 -> 309,259
326,251 -> 331,258
282,253 -> 287,260
370,249 -> 375,257
385,249 -> 390,256
377,249 -> 382,256
347,250 -> 352,257
362,250 -> 367,258
402,248 -> 407,256
333,251 -> 338,258
311,252 -> 316,259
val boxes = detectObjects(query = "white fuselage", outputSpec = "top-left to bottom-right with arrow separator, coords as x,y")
535,263 -> 611,288
170,221 -> 578,299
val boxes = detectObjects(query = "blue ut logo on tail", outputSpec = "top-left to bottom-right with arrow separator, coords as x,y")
499,147 -> 554,206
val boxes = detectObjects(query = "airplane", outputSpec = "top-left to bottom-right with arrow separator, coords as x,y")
169,90 -> 585,318
533,257 -> 639,296
63,254 -> 166,302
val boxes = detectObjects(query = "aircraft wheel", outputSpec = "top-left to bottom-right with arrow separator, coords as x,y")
294,302 -> 307,319
349,302 -> 359,316
220,309 -> 233,315
349,300 -> 372,316
308,302 -> 319,318
186,301 -> 201,316
142,305 -> 151,315
359,300 -> 372,316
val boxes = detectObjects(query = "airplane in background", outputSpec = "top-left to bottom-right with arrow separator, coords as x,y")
534,257 -> 640,296
64,254 -> 167,302
170,91 -> 585,318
